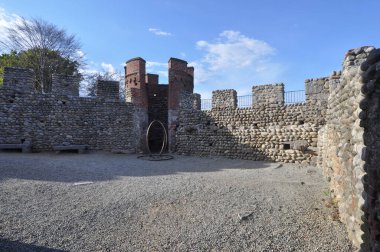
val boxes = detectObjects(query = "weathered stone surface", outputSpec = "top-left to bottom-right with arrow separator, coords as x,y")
0,69 -> 138,152
176,83 -> 327,163
212,89 -> 237,109
252,83 -> 284,106
318,46 -> 374,250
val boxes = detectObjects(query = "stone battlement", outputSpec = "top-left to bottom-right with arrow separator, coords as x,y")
0,48 -> 379,250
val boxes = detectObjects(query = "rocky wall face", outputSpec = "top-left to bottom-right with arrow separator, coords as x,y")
176,103 -> 324,163
212,89 -> 237,109
317,46 -> 375,250
52,74 -> 80,97
305,77 -> 331,105
0,87 -> 138,152
192,93 -> 201,110
252,83 -> 284,105
3,67 -> 35,92
360,48 -> 380,250
96,80 -> 120,100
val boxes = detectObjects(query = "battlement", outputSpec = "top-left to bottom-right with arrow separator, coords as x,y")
145,73 -> 159,85
212,89 -> 237,109
96,80 -> 119,100
3,67 -> 35,92
168,58 -> 188,71
1,67 -> 123,100
52,74 -> 80,96
252,83 -> 284,106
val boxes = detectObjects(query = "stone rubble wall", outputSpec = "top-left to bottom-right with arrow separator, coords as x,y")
191,93 -> 201,110
317,46 -> 375,250
212,89 -> 237,109
96,80 -> 120,100
176,96 -> 325,163
252,83 -> 284,105
52,74 -> 80,97
360,47 -> 380,250
305,76 -> 335,105
0,68 -> 138,152
3,67 -> 35,92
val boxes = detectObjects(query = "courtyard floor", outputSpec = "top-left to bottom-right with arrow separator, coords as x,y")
0,152 -> 353,251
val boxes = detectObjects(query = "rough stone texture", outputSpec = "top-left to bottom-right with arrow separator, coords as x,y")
317,46 -> 375,250
52,74 -> 80,97
3,67 -> 35,92
176,85 -> 326,163
96,80 -> 119,100
2,50 -> 380,250
305,77 -> 332,106
252,83 -> 284,106
212,89 -> 237,109
360,47 -> 380,251
192,93 -> 201,110
0,69 -> 138,152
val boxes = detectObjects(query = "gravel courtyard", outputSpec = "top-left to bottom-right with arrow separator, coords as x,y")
0,152 -> 353,252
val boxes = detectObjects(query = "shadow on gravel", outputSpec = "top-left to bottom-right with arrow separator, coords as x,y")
0,152 -> 273,183
0,238 -> 67,252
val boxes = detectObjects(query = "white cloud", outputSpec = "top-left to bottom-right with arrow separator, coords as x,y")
148,28 -> 172,37
146,61 -> 167,68
101,62 -> 116,74
146,61 -> 168,82
0,8 -> 23,47
192,30 -> 284,98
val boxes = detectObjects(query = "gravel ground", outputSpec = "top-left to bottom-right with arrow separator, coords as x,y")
0,152 -> 353,252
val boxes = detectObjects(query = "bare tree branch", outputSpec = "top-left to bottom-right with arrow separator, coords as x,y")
0,17 -> 82,92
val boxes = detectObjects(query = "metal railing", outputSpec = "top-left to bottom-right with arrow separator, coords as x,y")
201,99 -> 212,110
200,90 -> 306,110
284,90 -> 305,104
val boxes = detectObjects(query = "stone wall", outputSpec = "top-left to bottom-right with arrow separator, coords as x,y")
360,48 -> 380,250
317,46 -> 375,250
305,77 -> 332,105
168,58 -> 194,151
3,67 -> 35,92
252,83 -> 284,105
97,80 -> 120,100
192,93 -> 201,110
52,74 -> 80,96
176,85 -> 326,163
212,89 -> 237,109
0,68 -> 138,152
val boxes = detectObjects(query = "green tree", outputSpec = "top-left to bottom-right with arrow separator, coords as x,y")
0,18 -> 82,92
0,49 -> 80,89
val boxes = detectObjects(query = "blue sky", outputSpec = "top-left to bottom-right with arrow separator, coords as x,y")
0,0 -> 379,98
